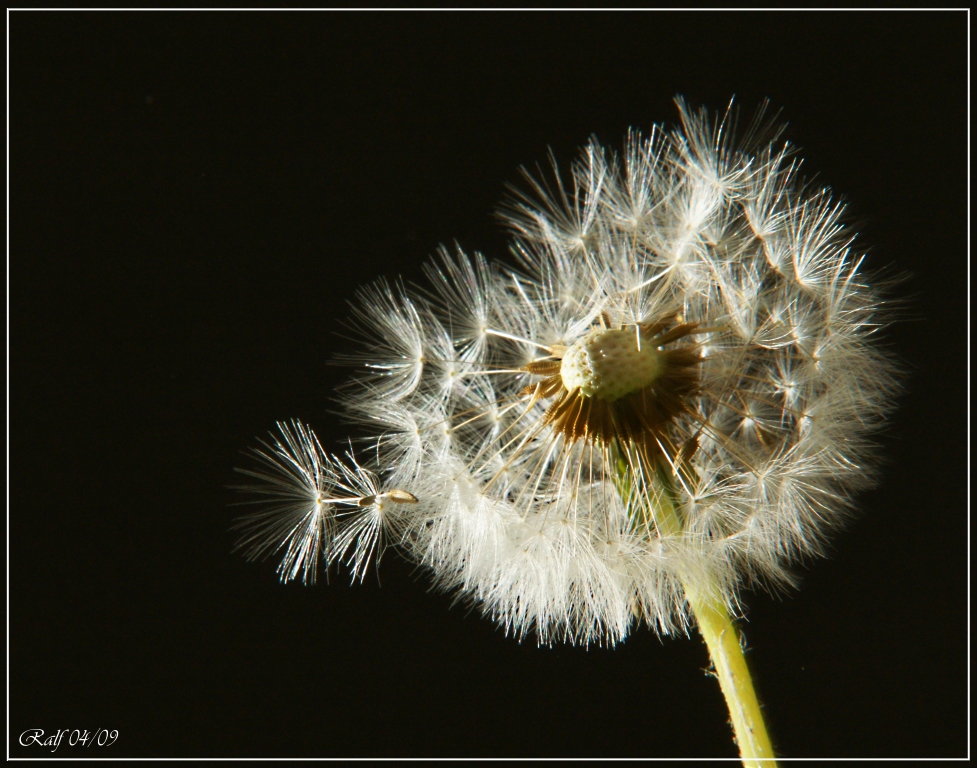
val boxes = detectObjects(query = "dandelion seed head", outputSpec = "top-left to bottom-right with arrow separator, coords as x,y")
239,99 -> 900,647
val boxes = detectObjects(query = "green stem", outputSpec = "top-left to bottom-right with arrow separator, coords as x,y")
619,448 -> 776,765
684,586 -> 776,766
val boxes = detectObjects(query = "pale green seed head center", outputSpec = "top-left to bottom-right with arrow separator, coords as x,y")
560,328 -> 664,401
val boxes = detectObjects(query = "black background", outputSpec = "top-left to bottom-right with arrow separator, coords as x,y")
11,11 -> 967,759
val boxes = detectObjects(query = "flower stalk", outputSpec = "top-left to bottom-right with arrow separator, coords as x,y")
629,458 -> 776,765
686,586 -> 775,766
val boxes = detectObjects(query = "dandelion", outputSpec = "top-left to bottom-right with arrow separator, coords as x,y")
234,99 -> 899,763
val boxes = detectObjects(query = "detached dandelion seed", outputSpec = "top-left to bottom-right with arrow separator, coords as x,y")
232,420 -> 418,585
233,99 -> 900,764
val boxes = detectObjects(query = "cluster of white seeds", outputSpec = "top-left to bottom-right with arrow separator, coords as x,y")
238,99 -> 899,646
